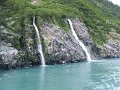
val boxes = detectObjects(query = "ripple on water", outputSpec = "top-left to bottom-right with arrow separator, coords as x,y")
0,59 -> 120,90
3,74 -> 7,77
113,87 -> 120,90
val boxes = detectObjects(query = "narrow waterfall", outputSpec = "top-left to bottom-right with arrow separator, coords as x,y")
67,19 -> 92,61
33,17 -> 45,66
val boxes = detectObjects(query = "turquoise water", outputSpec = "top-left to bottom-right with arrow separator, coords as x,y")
0,59 -> 120,90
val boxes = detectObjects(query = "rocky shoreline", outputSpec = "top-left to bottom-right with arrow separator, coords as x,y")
0,18 -> 120,70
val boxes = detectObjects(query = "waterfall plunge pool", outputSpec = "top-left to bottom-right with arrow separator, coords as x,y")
0,58 -> 120,90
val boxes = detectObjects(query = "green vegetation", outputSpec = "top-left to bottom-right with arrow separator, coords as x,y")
0,0 -> 120,45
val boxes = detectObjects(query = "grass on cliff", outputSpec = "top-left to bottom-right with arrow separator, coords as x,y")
0,0 -> 120,45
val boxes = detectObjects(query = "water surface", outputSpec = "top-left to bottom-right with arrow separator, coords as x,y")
0,59 -> 120,90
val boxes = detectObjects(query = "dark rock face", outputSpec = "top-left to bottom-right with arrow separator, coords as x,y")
41,22 -> 86,64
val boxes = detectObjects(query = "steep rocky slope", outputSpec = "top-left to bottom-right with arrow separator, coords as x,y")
0,18 -> 92,69
0,0 -> 120,69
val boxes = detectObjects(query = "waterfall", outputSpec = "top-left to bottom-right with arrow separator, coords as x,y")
33,17 -> 45,66
67,19 -> 92,61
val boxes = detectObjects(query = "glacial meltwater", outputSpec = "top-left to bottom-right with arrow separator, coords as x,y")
0,59 -> 120,90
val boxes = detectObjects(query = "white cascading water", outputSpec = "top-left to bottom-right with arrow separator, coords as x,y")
67,19 -> 92,61
33,17 -> 45,66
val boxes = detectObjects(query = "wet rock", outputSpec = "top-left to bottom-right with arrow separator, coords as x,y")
41,21 -> 86,64
71,18 -> 93,46
71,18 -> 94,59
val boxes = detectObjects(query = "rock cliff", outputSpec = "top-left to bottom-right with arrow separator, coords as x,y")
0,18 -> 120,69
41,21 -> 86,64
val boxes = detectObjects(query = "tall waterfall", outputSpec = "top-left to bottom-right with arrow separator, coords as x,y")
67,19 -> 92,61
33,17 -> 45,66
